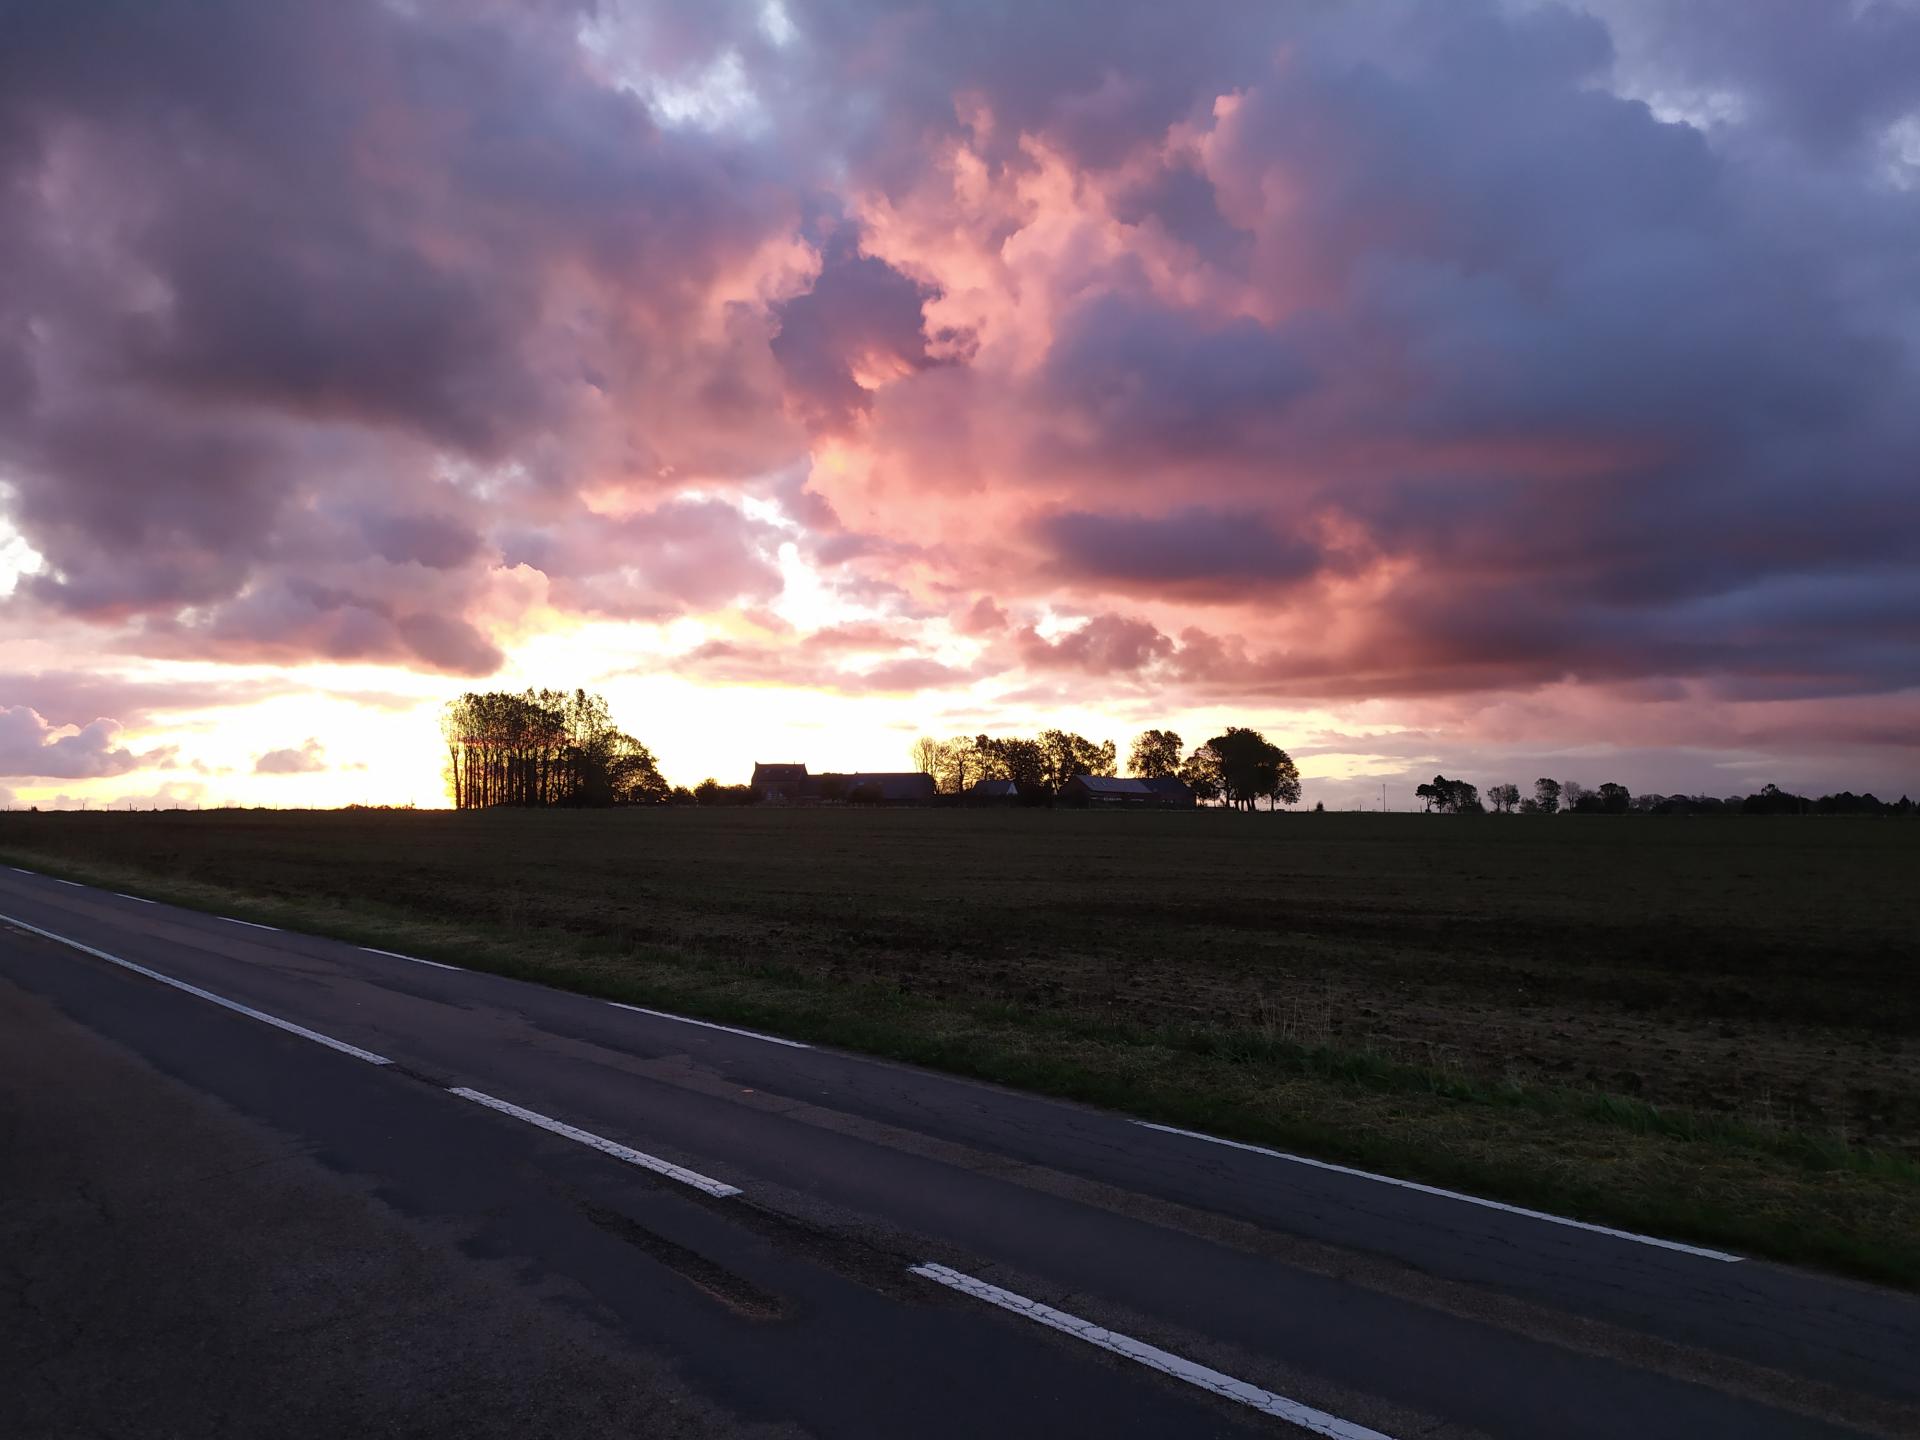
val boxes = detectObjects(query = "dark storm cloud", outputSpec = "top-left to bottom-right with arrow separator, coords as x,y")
1036,508 -> 1329,599
0,0 -> 796,664
771,233 -> 954,433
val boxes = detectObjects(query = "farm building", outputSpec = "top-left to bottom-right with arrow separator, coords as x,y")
750,764 -> 936,805
817,772 -> 937,805
1058,775 -> 1158,807
963,778 -> 1048,806
1141,776 -> 1196,808
1058,775 -> 1194,808
750,763 -> 809,804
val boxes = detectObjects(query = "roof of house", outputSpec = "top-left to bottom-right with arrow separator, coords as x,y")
1067,775 -> 1156,795
966,778 -> 1022,797
1140,775 -> 1192,795
751,763 -> 808,783
847,771 -> 937,801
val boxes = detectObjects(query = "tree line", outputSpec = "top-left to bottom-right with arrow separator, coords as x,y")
1416,774 -> 1917,816
909,726 -> 1303,811
441,689 -> 667,808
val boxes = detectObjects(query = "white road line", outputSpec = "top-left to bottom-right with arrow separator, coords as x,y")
9,867 -> 34,874
114,893 -> 156,905
221,917 -> 280,932
1134,1121 -> 1742,1262
607,1001 -> 810,1049
909,1263 -> 1393,1438
52,878 -> 85,888
447,1087 -> 741,1197
0,911 -> 392,1066
363,946 -> 462,972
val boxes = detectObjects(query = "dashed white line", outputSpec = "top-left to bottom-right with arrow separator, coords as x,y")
51,878 -> 85,888
363,946 -> 462,972
909,1263 -> 1393,1438
447,1087 -> 741,1197
1133,1121 -> 1742,1262
220,916 -> 280,932
0,911 -> 392,1066
607,1001 -> 810,1049
8,867 -> 34,875
114,893 -> 156,905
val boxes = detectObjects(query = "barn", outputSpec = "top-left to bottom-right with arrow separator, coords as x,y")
1057,775 -> 1159,807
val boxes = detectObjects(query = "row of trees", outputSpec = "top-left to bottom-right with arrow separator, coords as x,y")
910,729 -> 1119,794
441,689 -> 666,808
907,727 -> 1303,811
1420,775 -> 1917,816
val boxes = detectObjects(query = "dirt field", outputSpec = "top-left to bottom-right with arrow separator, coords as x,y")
4,807 -> 1916,1281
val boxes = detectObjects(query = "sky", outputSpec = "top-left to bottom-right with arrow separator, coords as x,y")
2,0 -> 1918,810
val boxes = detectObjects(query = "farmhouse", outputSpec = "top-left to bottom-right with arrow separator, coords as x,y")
750,763 -> 809,804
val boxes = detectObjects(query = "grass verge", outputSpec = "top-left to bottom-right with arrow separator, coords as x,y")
6,841 -> 1917,1289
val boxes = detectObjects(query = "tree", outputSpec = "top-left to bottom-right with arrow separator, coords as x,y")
1128,729 -> 1184,779
1594,782 -> 1631,815
442,688 -> 666,808
974,734 -> 1046,786
1180,745 -> 1224,803
1562,780 -> 1587,813
1418,774 -> 1480,814
1533,778 -> 1561,814
1489,783 -> 1521,813
1189,728 -> 1295,811
909,736 -> 944,778
1037,729 -> 1116,791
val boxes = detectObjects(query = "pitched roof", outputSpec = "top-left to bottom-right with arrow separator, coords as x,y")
1140,775 -> 1192,795
751,763 -> 808,782
1069,775 -> 1156,795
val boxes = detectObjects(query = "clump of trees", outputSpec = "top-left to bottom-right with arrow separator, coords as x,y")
1415,775 -> 1481,813
442,689 -> 666,808
914,729 -> 1118,794
906,724 -> 1303,810
1179,728 -> 1301,811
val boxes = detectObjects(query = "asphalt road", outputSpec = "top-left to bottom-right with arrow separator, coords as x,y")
2,868 -> 1916,1440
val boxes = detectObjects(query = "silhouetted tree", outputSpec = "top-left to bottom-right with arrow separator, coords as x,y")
1187,728 -> 1296,811
1037,729 -> 1116,791
974,734 -> 1047,786
909,736 -> 944,778
1534,778 -> 1561,814
1418,775 -> 1480,814
1561,780 -> 1587,813
1489,783 -> 1521,813
1595,782 -> 1631,815
1128,729 -> 1184,779
442,689 -> 663,809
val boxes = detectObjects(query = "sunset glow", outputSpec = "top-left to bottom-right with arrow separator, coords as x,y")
4,1 -> 1917,809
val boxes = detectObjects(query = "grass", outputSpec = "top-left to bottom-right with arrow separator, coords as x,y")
3,806 -> 1917,1286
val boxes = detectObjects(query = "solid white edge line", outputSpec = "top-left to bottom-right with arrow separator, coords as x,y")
1134,1121 -> 1741,1262
113,893 -> 157,905
909,1263 -> 1393,1439
363,946 -> 462,972
221,916 -> 280,932
0,910 -> 392,1066
607,1000 -> 810,1049
447,1087 -> 741,1197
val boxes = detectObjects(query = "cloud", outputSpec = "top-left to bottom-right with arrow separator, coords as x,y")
254,738 -> 327,775
0,706 -> 143,779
